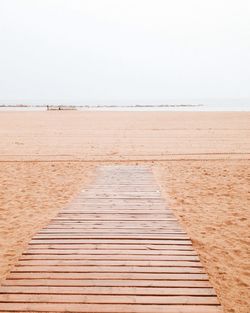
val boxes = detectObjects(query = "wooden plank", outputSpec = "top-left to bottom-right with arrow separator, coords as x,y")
59,211 -> 171,214
24,249 -> 197,255
51,217 -> 177,221
39,227 -> 185,231
70,201 -> 166,205
20,254 -> 200,261
27,244 -> 194,250
44,223 -> 182,227
47,223 -> 181,227
43,221 -> 181,225
2,279 -> 212,288
43,227 -> 184,232
33,234 -> 190,239
58,212 -> 173,216
12,266 -> 205,273
17,260 -> 202,267
50,219 -> 178,222
81,191 -> 162,194
0,286 -> 216,296
46,226 -> 181,230
29,239 -> 192,244
0,294 -> 219,304
79,190 -> 162,193
51,218 -> 178,222
47,219 -> 181,221
81,190 -> 161,192
31,239 -> 192,244
28,240 -> 192,250
0,303 -> 222,313
58,212 -> 172,215
78,196 -> 163,199
66,204 -> 167,208
35,234 -> 188,238
8,272 -> 209,280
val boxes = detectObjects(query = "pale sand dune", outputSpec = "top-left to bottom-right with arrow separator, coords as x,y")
0,111 -> 249,313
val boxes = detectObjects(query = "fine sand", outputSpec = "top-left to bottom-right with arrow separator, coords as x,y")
0,111 -> 249,161
0,162 -> 95,280
0,111 -> 249,313
154,160 -> 250,313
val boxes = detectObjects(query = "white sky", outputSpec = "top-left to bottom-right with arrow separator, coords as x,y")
0,0 -> 250,104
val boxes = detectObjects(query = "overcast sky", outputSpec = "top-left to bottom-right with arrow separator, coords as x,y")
0,0 -> 249,104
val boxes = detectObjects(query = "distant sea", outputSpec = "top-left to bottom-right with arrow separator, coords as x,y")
0,99 -> 249,111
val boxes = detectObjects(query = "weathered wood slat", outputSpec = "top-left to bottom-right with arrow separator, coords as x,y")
60,208 -> 172,212
43,227 -> 184,232
51,217 -> 177,221
17,260 -> 201,266
0,303 -> 222,313
8,272 -> 209,280
35,235 -> 188,239
0,165 -> 221,313
20,254 -> 200,261
0,286 -> 216,296
66,205 -> 167,208
30,239 -> 192,244
29,239 -> 192,244
3,279 -> 213,288
12,266 -> 205,273
0,294 -> 219,304
47,223 -> 181,227
24,249 -> 197,255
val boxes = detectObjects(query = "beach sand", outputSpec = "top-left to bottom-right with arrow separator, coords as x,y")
0,111 -> 249,161
154,160 -> 250,313
0,162 -> 95,281
0,111 -> 249,313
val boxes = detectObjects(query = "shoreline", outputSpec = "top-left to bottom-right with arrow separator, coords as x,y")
0,105 -> 249,112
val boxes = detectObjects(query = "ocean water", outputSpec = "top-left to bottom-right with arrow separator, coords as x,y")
0,100 -> 249,111
78,103 -> 250,112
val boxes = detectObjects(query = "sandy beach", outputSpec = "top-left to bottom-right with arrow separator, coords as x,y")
0,111 -> 249,161
0,111 -> 249,313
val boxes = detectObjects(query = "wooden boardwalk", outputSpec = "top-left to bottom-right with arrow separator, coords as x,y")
0,165 -> 222,313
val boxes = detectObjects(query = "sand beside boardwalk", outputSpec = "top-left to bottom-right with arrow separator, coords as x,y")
0,111 -> 250,313
154,160 -> 250,313
0,162 -> 95,281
